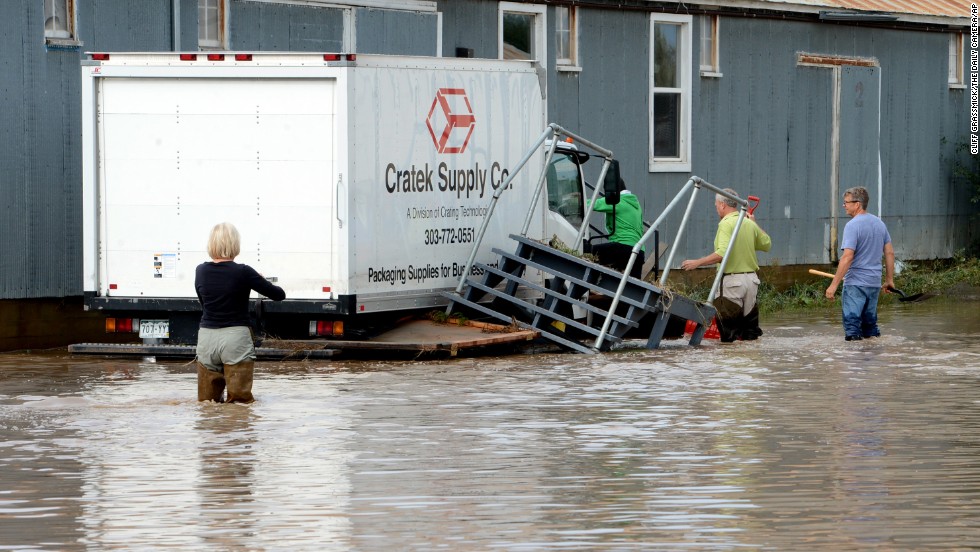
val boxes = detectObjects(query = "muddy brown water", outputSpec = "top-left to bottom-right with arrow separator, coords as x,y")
1,299 -> 979,550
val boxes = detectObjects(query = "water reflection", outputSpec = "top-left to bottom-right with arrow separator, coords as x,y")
0,299 -> 978,549
196,404 -> 259,546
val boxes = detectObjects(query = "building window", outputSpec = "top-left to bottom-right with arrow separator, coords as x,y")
699,15 -> 721,77
199,0 -> 226,49
44,0 -> 74,40
556,6 -> 579,69
499,2 -> 546,62
949,32 -> 965,86
649,14 -> 692,173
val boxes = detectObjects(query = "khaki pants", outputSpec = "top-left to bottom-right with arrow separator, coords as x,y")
720,272 -> 760,316
196,326 -> 255,372
195,327 -> 256,403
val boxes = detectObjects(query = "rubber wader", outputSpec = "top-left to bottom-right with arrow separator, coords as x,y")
712,296 -> 743,343
197,362 -> 226,403
224,360 -> 255,403
741,305 -> 763,340
711,297 -> 764,343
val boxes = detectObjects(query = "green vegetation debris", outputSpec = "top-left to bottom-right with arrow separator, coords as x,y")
427,310 -> 469,326
668,256 -> 980,315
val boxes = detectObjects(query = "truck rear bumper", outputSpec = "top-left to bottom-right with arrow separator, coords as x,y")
83,293 -> 353,315
69,342 -> 339,359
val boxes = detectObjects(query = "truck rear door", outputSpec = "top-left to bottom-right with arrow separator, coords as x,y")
97,77 -> 339,300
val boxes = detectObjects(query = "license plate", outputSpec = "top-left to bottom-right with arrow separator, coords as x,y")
139,319 -> 170,339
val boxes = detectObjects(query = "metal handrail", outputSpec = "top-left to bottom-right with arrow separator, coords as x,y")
450,123 -> 614,305
520,135 -> 559,237
591,176 -> 748,350
448,125 -> 557,306
658,178 -> 749,301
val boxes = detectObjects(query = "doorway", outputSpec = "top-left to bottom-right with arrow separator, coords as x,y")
799,55 -> 881,261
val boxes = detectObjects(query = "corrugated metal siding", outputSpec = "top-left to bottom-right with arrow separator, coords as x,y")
693,18 -> 973,264
695,20 -> 836,266
0,2 -> 84,299
78,0 -> 173,51
437,0 -> 499,58
0,2 -> 30,298
543,7 -> 664,245
356,8 -> 439,55
560,10 -> 654,195
529,7 -> 973,267
231,2 -> 345,51
876,28 -> 970,258
230,5 -> 440,58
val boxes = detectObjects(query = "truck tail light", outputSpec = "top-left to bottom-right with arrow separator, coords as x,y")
207,53 -> 225,61
91,53 -> 110,61
179,54 -> 197,61
235,54 -> 253,61
346,54 -> 357,61
323,54 -> 341,61
309,320 -> 344,337
105,318 -> 138,333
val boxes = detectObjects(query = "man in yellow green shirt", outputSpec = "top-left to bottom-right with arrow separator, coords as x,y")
681,188 -> 771,342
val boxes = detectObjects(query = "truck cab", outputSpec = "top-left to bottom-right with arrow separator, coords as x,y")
545,141 -> 589,249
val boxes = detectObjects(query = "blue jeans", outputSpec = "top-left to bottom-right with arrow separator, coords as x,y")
841,285 -> 881,338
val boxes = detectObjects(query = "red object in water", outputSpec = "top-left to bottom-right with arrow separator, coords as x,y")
685,318 -> 720,339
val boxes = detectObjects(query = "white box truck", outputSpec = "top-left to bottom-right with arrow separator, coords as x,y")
81,52 -> 587,343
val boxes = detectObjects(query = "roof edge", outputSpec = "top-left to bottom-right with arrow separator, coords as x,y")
646,0 -> 969,26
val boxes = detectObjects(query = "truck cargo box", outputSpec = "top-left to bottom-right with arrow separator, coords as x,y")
81,53 -> 565,342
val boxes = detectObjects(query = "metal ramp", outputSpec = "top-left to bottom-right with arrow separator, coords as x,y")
444,234 -> 717,354
442,123 -> 755,354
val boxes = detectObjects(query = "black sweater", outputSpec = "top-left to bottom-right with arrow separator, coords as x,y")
195,261 -> 286,329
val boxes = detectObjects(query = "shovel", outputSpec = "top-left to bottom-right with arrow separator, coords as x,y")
808,269 -> 934,302
884,285 -> 935,303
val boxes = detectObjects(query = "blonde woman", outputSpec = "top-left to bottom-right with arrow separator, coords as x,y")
195,222 -> 285,402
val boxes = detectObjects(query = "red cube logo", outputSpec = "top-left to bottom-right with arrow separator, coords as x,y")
426,88 -> 476,154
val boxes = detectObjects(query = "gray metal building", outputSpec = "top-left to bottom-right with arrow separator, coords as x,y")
443,0 -> 975,270
0,0 -> 974,303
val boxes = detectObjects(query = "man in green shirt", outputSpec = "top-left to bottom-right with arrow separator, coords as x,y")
681,188 -> 771,342
589,179 -> 644,278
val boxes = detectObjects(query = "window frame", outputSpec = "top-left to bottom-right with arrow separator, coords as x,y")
649,13 -> 693,173
199,0 -> 228,50
699,14 -> 721,77
498,2 -> 547,64
948,32 -> 965,88
44,0 -> 76,43
555,5 -> 580,71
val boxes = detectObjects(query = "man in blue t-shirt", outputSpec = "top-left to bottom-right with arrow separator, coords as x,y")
824,187 -> 895,341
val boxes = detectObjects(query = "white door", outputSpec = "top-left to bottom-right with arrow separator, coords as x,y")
98,77 -> 338,299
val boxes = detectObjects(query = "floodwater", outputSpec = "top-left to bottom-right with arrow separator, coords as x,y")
2,299 -> 979,551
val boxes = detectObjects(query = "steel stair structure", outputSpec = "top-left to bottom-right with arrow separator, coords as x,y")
443,234 -> 717,354
441,123 -> 754,354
